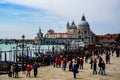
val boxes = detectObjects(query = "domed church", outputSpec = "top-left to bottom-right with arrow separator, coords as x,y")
44,14 -> 95,44
66,14 -> 95,44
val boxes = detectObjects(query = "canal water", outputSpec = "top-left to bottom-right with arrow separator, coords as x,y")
0,43 -> 64,62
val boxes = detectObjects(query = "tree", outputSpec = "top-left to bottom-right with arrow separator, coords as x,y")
116,33 -> 120,43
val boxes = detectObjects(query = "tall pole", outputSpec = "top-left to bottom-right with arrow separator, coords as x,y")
0,49 -> 1,61
16,46 -> 18,63
21,35 -> 25,71
5,51 -> 6,62
27,46 -> 29,59
9,47 -> 12,61
38,45 -> 40,53
27,46 -> 28,57
12,47 -> 15,62
52,45 -> 54,54
13,49 -> 15,62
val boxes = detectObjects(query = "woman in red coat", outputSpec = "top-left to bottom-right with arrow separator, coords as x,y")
55,57 -> 59,67
26,63 -> 32,77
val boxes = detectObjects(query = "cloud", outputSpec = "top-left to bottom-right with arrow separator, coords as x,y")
0,2 -> 67,39
3,0 -> 119,16
3,0 -> 120,26
0,0 -> 120,38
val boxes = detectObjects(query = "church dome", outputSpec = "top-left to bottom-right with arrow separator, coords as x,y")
79,14 -> 89,28
79,21 -> 89,27
69,21 -> 77,29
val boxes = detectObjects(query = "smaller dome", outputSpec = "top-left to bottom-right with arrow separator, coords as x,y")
47,29 -> 54,33
70,25 -> 77,29
79,21 -> 89,27
69,21 -> 77,29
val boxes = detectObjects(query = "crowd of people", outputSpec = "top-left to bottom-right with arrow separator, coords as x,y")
1,44 -> 120,79
52,44 -> 120,79
7,61 -> 38,78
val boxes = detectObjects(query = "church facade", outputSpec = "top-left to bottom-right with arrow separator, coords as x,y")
44,15 -> 96,45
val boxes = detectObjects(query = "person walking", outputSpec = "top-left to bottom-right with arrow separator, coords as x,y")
10,63 -> 14,77
14,63 -> 19,78
90,58 -> 94,69
62,57 -> 67,71
93,58 -> 97,75
26,63 -> 32,77
106,53 -> 110,64
8,62 -> 12,77
32,61 -> 38,77
79,57 -> 84,69
98,56 -> 103,74
68,60 -> 72,71
72,59 -> 78,79
101,60 -> 106,76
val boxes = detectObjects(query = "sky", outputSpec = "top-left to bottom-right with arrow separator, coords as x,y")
0,0 -> 120,39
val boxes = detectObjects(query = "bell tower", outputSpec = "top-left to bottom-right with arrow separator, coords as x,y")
66,21 -> 70,32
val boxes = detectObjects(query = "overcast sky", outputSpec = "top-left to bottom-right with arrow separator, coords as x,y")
0,0 -> 120,39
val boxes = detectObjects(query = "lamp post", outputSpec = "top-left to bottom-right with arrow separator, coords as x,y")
15,46 -> 18,63
52,45 -> 55,54
21,35 -> 25,71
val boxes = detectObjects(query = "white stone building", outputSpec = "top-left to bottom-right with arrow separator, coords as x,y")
45,15 -> 95,44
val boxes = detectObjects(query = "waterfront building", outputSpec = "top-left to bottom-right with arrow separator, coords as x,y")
96,33 -> 119,44
44,14 -> 96,45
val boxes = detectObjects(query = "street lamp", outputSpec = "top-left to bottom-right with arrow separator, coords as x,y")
21,35 -> 25,71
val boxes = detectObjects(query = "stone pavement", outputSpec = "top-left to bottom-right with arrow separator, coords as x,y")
0,54 -> 120,80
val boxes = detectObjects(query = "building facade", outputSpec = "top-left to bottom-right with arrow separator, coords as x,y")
34,27 -> 43,45
96,33 -> 119,44
44,15 -> 95,45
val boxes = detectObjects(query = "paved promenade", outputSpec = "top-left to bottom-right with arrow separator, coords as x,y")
0,54 -> 120,80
